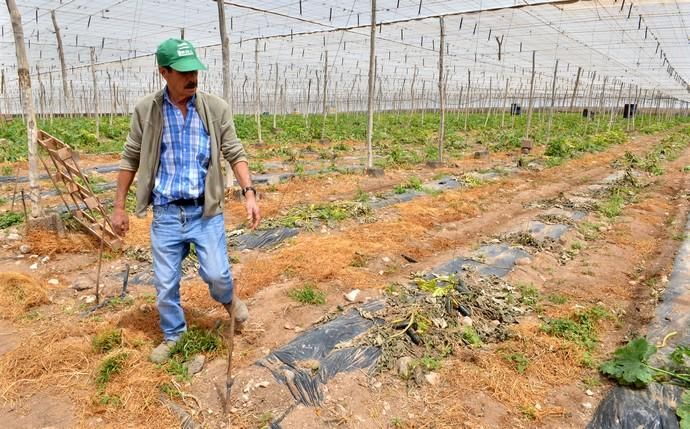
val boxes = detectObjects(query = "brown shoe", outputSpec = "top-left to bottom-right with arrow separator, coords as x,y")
150,340 -> 177,364
223,297 -> 249,324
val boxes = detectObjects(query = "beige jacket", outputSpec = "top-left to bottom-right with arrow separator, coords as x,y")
119,89 -> 247,218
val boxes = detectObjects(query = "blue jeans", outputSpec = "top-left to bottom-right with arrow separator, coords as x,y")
150,204 -> 234,341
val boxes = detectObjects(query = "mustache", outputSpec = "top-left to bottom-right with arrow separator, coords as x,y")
185,81 -> 197,89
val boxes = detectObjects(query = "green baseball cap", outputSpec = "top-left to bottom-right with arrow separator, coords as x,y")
156,39 -> 207,72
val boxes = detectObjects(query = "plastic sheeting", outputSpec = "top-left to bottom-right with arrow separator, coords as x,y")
229,227 -> 299,250
588,214 -> 690,428
257,300 -> 383,406
369,176 -> 464,210
432,243 -> 531,278
522,220 -> 570,242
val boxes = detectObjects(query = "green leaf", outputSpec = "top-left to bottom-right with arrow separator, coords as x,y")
677,390 -> 690,429
600,338 -> 657,388
670,345 -> 690,367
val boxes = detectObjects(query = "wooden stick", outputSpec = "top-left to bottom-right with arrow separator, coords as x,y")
437,16 -> 446,162
94,216 -> 107,305
321,50 -> 328,142
224,296 -> 237,418
254,40 -> 262,144
7,0 -> 41,218
365,0 -> 377,169
90,47 -> 100,138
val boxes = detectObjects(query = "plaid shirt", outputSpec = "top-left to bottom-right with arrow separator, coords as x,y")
153,89 -> 211,206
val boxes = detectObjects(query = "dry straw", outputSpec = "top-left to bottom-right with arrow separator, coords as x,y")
0,272 -> 49,319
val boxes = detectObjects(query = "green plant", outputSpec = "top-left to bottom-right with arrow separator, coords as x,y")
92,329 -> 122,353
258,411 -> 274,429
520,404 -> 538,420
414,275 -> 457,297
518,283 -> 540,307
581,351 -> 597,368
598,191 -> 625,218
96,352 -> 128,386
263,201 -> 372,230
160,383 -> 181,399
390,417 -> 405,428
354,188 -> 370,202
249,160 -> 266,174
599,338 -> 658,387
165,357 -> 190,382
462,173 -> 485,188
579,221 -> 601,241
98,393 -> 122,406
547,294 -> 568,305
462,326 -> 482,346
288,283 -> 326,305
106,295 -> 134,309
503,352 -> 530,374
416,355 -> 442,371
0,211 -> 23,229
169,328 -> 222,361
393,176 -> 423,195
541,306 -> 610,350
674,232 -> 688,241
582,375 -> 602,388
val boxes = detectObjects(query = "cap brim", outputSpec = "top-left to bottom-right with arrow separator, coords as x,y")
170,57 -> 207,72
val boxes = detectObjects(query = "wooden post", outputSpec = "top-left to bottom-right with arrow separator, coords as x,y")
90,47 -> 100,138
437,17 -> 446,163
609,81 -> 624,129
483,77 -> 492,127
305,78 -> 312,129
36,65 -> 45,119
595,76 -> 607,133
48,70 -> 54,123
365,0 -> 377,169
334,81 -> 339,123
525,51 -> 536,139
107,72 -> 114,126
456,84 -> 464,120
217,0 -> 235,188
464,70 -> 471,131
547,59 -> 558,140
273,63 -> 279,129
410,65 -> 417,114
321,50 -> 328,142
501,78 -> 509,128
7,0 -> 41,217
569,66 -> 581,112
254,39 -> 263,144
217,0 -> 232,112
51,10 -> 71,116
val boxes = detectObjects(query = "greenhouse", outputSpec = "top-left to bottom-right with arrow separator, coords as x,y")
0,0 -> 690,427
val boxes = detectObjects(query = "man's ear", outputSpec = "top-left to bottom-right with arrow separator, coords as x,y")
158,66 -> 168,78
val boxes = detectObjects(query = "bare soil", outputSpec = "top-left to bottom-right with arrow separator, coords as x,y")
0,128 -> 689,428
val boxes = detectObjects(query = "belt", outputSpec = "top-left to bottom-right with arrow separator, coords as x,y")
169,195 -> 205,207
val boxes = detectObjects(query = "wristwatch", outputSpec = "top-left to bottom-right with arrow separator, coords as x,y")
242,186 -> 256,197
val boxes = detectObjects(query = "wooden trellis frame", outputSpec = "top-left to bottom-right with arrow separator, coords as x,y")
36,130 -> 122,250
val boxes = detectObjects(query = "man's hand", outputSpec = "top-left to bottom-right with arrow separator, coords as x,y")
111,207 -> 129,237
112,169 -> 136,237
245,195 -> 261,230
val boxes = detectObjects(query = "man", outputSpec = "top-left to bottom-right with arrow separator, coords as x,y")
111,39 -> 260,363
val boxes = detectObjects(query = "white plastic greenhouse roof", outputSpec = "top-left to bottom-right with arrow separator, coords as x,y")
1,0 -> 689,114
